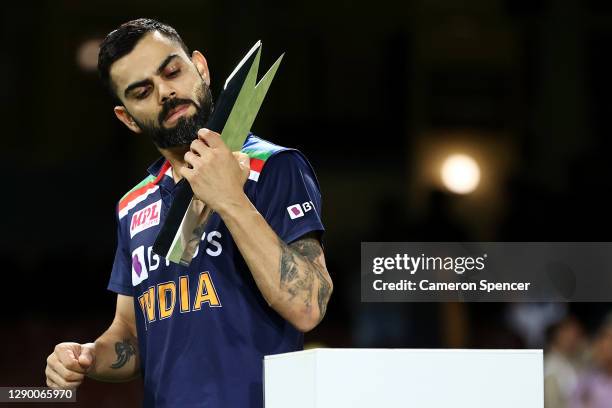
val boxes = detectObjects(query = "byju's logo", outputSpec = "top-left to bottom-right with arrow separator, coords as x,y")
287,201 -> 314,220
131,246 -> 149,286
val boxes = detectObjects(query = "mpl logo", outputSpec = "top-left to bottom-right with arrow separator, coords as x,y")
130,200 -> 161,238
287,201 -> 314,220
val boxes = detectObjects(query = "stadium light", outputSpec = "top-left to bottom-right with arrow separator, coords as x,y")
440,153 -> 481,194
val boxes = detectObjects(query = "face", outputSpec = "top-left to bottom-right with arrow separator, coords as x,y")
110,31 -> 213,149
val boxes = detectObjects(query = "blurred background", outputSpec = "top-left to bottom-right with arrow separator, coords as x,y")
3,0 -> 612,406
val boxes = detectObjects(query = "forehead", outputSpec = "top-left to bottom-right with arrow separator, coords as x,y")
110,31 -> 188,92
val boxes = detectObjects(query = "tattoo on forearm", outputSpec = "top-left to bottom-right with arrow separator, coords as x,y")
280,242 -> 314,307
290,239 -> 323,263
278,237 -> 332,321
316,271 -> 331,319
110,339 -> 136,369
279,245 -> 300,284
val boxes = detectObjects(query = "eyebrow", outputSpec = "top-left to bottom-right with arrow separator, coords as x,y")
123,54 -> 180,98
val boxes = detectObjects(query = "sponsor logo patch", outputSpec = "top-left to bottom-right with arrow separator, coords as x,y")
287,202 -> 315,220
131,245 -> 149,286
287,204 -> 304,219
130,200 -> 161,238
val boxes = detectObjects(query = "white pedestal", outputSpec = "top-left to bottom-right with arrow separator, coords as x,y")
264,348 -> 542,408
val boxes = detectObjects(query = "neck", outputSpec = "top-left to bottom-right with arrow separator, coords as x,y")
158,145 -> 189,183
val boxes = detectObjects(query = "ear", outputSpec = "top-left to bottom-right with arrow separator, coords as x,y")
114,106 -> 142,134
191,50 -> 210,86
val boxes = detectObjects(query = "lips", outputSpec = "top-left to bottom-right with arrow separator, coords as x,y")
165,104 -> 190,124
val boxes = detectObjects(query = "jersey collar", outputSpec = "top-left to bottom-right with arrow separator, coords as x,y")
147,157 -> 173,189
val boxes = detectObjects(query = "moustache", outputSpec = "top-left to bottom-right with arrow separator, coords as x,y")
158,98 -> 198,125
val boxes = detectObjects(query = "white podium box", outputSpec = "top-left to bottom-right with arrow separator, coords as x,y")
264,348 -> 542,408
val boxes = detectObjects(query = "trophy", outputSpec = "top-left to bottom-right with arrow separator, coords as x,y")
153,41 -> 283,266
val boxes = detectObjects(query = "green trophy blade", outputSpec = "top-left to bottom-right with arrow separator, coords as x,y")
241,53 -> 284,140
221,46 -> 284,151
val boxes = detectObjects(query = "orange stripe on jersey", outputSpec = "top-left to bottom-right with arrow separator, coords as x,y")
118,161 -> 171,213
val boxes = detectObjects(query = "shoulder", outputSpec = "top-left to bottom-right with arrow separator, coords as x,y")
242,134 -> 318,185
116,174 -> 159,220
241,133 -> 288,160
242,134 -> 291,182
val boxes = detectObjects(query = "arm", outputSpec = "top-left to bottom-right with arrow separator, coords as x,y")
88,294 -> 140,382
182,129 -> 333,332
45,294 -> 140,388
221,203 -> 333,332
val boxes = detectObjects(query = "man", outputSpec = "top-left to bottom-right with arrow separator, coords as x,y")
45,18 -> 333,407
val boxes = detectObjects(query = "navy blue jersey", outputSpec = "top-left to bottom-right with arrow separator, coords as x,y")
107,134 -> 324,407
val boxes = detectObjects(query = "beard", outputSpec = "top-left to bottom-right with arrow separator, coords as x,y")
131,78 -> 214,149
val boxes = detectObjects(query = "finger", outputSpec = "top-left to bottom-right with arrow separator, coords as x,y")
233,152 -> 251,182
46,365 -> 81,389
51,366 -> 82,389
45,365 -> 64,388
49,356 -> 84,382
46,378 -> 59,388
78,345 -> 95,371
179,165 -> 196,180
183,151 -> 201,169
190,138 -> 209,156
197,128 -> 224,149
56,349 -> 87,375
232,152 -> 250,185
232,152 -> 250,169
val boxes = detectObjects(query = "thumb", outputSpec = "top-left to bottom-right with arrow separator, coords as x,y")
233,152 -> 250,168
232,152 -> 250,184
77,343 -> 96,371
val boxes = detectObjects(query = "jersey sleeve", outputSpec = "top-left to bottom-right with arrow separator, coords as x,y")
107,207 -> 134,296
254,150 -> 325,244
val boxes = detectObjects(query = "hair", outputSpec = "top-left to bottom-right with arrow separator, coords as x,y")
97,18 -> 189,100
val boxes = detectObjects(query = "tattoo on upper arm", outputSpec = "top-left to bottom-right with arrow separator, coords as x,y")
110,339 -> 136,369
278,237 -> 332,320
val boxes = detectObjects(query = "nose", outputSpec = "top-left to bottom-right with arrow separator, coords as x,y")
158,82 -> 176,104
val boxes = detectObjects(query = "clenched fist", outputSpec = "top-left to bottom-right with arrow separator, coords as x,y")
181,128 -> 250,212
45,342 -> 95,389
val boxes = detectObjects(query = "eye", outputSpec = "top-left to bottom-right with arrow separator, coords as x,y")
135,87 -> 151,100
166,69 -> 181,78
136,89 -> 149,99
